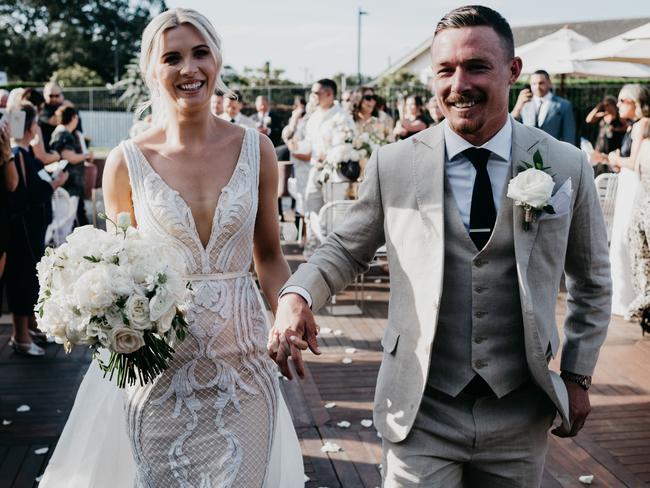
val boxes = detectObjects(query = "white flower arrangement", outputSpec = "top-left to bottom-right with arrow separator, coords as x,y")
507,150 -> 555,230
320,112 -> 363,183
35,213 -> 189,388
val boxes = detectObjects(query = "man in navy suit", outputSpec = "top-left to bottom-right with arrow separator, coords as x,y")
512,70 -> 576,145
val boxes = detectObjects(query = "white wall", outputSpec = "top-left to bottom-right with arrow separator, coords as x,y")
79,110 -> 134,149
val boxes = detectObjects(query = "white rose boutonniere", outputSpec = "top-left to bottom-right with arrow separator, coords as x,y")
507,150 -> 555,230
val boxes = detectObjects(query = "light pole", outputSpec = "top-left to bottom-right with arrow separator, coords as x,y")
357,7 -> 368,86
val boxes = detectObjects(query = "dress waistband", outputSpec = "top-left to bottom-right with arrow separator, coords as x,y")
184,271 -> 251,281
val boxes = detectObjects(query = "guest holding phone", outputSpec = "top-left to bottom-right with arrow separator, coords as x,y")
6,103 -> 68,356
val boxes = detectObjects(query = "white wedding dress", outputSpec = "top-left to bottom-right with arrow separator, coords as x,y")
40,128 -> 304,487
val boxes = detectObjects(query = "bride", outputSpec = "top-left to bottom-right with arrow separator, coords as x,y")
40,8 -> 304,487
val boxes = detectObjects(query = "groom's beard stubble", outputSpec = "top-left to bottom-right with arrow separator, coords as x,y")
444,89 -> 487,135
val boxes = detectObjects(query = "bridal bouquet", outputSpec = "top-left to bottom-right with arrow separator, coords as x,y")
35,213 -> 189,388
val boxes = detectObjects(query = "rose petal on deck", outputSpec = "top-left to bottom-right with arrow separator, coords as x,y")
342,357 -> 352,364
16,405 -> 31,413
361,419 -> 373,428
321,441 -> 343,453
345,348 -> 357,354
34,447 -> 49,455
578,475 -> 594,485
337,421 -> 351,428
334,330 -> 344,336
324,402 -> 336,409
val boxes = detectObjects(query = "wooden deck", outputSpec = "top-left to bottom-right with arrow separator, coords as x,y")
1,244 -> 649,487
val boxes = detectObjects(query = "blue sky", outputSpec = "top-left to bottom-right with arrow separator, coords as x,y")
166,0 -> 650,83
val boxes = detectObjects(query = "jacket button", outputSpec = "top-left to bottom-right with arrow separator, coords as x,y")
473,336 -> 486,344
474,311 -> 487,318
474,286 -> 485,293
474,359 -> 487,369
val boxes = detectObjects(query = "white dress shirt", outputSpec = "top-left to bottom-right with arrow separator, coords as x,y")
284,117 -> 514,307
219,112 -> 257,129
443,117 -> 512,230
533,91 -> 553,127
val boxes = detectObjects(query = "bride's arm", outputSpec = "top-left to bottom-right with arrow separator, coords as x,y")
102,146 -> 136,225
253,135 -> 291,315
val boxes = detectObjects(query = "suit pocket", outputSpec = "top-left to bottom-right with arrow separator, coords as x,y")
381,327 -> 400,355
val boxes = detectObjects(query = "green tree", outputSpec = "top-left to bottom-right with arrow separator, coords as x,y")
240,62 -> 297,87
52,63 -> 103,87
0,0 -> 166,84
377,69 -> 423,91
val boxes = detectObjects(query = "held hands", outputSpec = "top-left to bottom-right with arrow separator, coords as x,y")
551,379 -> 591,438
268,293 -> 321,379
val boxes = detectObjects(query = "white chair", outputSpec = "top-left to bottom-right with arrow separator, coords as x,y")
45,188 -> 77,247
594,173 -> 618,244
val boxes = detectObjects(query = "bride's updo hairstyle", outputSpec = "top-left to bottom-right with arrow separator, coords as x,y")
136,8 -> 232,123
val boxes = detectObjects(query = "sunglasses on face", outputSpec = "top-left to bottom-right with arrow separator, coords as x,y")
363,94 -> 376,101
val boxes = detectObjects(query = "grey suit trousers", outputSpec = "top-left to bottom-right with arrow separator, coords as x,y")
382,381 -> 556,487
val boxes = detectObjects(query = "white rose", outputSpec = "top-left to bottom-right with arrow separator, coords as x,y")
73,267 -> 116,313
149,287 -> 176,322
109,327 -> 145,354
125,294 -> 152,330
507,168 -> 554,209
154,305 -> 177,334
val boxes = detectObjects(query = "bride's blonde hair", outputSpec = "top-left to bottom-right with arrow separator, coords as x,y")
136,8 -> 232,123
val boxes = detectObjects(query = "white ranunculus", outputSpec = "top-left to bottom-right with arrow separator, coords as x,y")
109,327 -> 145,354
73,267 -> 116,313
125,294 -> 152,330
507,168 -> 554,208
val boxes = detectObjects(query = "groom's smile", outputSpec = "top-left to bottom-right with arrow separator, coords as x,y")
431,25 -> 522,146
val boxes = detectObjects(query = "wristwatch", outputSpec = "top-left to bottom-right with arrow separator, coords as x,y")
561,371 -> 592,391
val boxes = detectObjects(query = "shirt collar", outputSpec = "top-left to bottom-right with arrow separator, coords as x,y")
534,92 -> 553,105
443,116 -> 512,163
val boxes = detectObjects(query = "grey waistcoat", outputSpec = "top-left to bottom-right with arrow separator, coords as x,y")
427,173 -> 529,398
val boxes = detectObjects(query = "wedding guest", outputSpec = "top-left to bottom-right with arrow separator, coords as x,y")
219,90 -> 256,128
376,95 -> 395,139
0,121 -> 19,285
251,95 -> 282,146
210,93 -> 224,116
293,78 -> 355,255
50,105 -> 94,226
0,89 -> 8,108
6,103 -> 68,356
393,94 -> 429,140
40,81 -> 64,151
511,70 -> 576,144
427,95 -> 445,125
587,95 -> 628,175
352,87 -> 379,130
282,97 -> 309,219
607,84 -> 650,173
341,89 -> 353,113
21,88 -> 62,165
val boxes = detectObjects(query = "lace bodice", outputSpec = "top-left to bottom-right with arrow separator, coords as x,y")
121,129 -> 259,275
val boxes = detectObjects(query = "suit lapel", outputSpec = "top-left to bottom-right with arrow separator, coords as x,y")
412,126 -> 445,243
511,121 -> 544,283
541,97 -> 560,127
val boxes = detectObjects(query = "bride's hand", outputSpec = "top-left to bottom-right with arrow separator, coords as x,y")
268,293 -> 321,379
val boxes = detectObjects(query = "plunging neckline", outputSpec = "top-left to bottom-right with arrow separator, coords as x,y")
131,130 -> 248,252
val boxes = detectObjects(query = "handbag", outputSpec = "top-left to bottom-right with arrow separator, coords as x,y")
339,160 -> 361,182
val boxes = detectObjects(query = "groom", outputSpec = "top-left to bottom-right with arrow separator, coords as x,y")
271,5 -> 611,486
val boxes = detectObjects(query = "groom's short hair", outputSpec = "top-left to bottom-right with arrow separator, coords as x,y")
316,78 -> 338,97
434,5 -> 514,59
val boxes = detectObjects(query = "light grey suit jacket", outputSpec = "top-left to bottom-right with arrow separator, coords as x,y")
518,94 -> 576,145
283,119 -> 611,443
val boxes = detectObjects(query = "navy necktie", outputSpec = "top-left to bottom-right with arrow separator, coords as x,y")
464,147 -> 495,250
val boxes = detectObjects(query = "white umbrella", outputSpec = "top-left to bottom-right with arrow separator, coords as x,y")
516,27 -> 650,77
572,22 -> 650,66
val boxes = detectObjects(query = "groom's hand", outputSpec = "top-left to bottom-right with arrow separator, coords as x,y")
268,293 -> 321,380
551,380 -> 591,438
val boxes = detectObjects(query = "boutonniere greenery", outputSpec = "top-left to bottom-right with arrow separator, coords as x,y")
506,150 -> 555,231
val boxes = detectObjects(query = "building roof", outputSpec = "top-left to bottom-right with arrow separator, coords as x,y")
373,17 -> 650,83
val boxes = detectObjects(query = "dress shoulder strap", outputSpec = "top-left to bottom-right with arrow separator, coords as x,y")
244,128 -> 261,189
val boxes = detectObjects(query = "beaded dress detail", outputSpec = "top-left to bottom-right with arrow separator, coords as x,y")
121,128 -> 279,487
